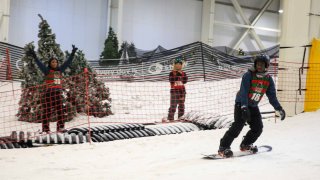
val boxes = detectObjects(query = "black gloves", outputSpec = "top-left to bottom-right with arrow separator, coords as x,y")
276,106 -> 286,120
241,107 -> 251,122
26,49 -> 37,59
71,44 -> 78,54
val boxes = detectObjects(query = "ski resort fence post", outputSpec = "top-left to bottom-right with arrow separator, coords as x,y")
5,48 -> 12,80
84,68 -> 92,143
200,42 -> 206,81
273,57 -> 277,123
5,48 -> 15,99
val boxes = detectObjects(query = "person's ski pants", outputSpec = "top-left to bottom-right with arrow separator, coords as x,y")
219,103 -> 263,148
41,90 -> 65,132
168,90 -> 186,120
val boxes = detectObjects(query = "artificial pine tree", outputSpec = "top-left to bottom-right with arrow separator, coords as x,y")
119,41 -> 137,59
17,14 -> 68,123
17,42 -> 44,122
119,41 -> 127,58
100,27 -> 120,59
17,14 -> 112,123
128,42 -> 137,57
65,50 -> 112,117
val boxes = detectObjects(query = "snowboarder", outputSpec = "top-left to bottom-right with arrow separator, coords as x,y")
218,54 -> 286,157
166,58 -> 188,121
27,45 -> 78,133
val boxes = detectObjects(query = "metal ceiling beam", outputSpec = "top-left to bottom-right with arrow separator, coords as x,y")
231,0 -> 265,49
214,21 -> 280,32
251,0 -> 274,26
215,0 -> 278,14
230,0 -> 274,50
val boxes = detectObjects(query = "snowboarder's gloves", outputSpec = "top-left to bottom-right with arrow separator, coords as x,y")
27,49 -> 37,58
241,107 -> 251,122
276,106 -> 286,120
71,44 -> 78,54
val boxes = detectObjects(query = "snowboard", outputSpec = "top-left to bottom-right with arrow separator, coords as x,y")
202,145 -> 272,160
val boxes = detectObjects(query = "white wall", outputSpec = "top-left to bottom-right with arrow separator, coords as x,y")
6,0 -> 282,58
309,0 -> 320,39
121,0 -> 203,50
213,0 -> 280,50
0,0 -> 10,42
8,0 -> 109,59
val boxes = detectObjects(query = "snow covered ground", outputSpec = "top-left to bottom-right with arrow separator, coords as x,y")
1,76 -> 319,179
1,110 -> 320,180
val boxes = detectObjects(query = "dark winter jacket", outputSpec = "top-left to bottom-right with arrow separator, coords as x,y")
34,53 -> 75,91
34,54 -> 75,75
235,69 -> 281,110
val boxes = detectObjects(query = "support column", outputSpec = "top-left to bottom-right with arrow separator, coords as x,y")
278,0 -> 311,116
201,0 -> 215,46
0,0 -> 10,42
109,0 -> 123,48
117,0 -> 123,46
106,0 -> 112,36
308,0 -> 320,39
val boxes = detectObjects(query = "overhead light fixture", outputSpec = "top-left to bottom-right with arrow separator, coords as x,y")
278,9 -> 284,13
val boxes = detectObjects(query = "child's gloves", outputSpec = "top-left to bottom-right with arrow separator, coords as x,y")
71,45 -> 78,54
276,106 -> 286,120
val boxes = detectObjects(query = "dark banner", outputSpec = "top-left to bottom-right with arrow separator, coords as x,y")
1,41 -> 278,82
92,42 -> 278,82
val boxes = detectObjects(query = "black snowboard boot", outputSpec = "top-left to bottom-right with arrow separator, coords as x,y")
240,144 -> 258,153
218,146 -> 233,158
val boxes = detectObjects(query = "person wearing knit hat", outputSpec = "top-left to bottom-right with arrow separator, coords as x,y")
27,45 -> 78,133
165,57 -> 188,121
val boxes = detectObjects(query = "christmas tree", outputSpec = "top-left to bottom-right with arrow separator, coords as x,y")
119,41 -> 137,58
117,41 -> 137,81
119,41 -> 137,62
17,14 -> 112,123
100,27 -> 120,59
64,50 -> 112,117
